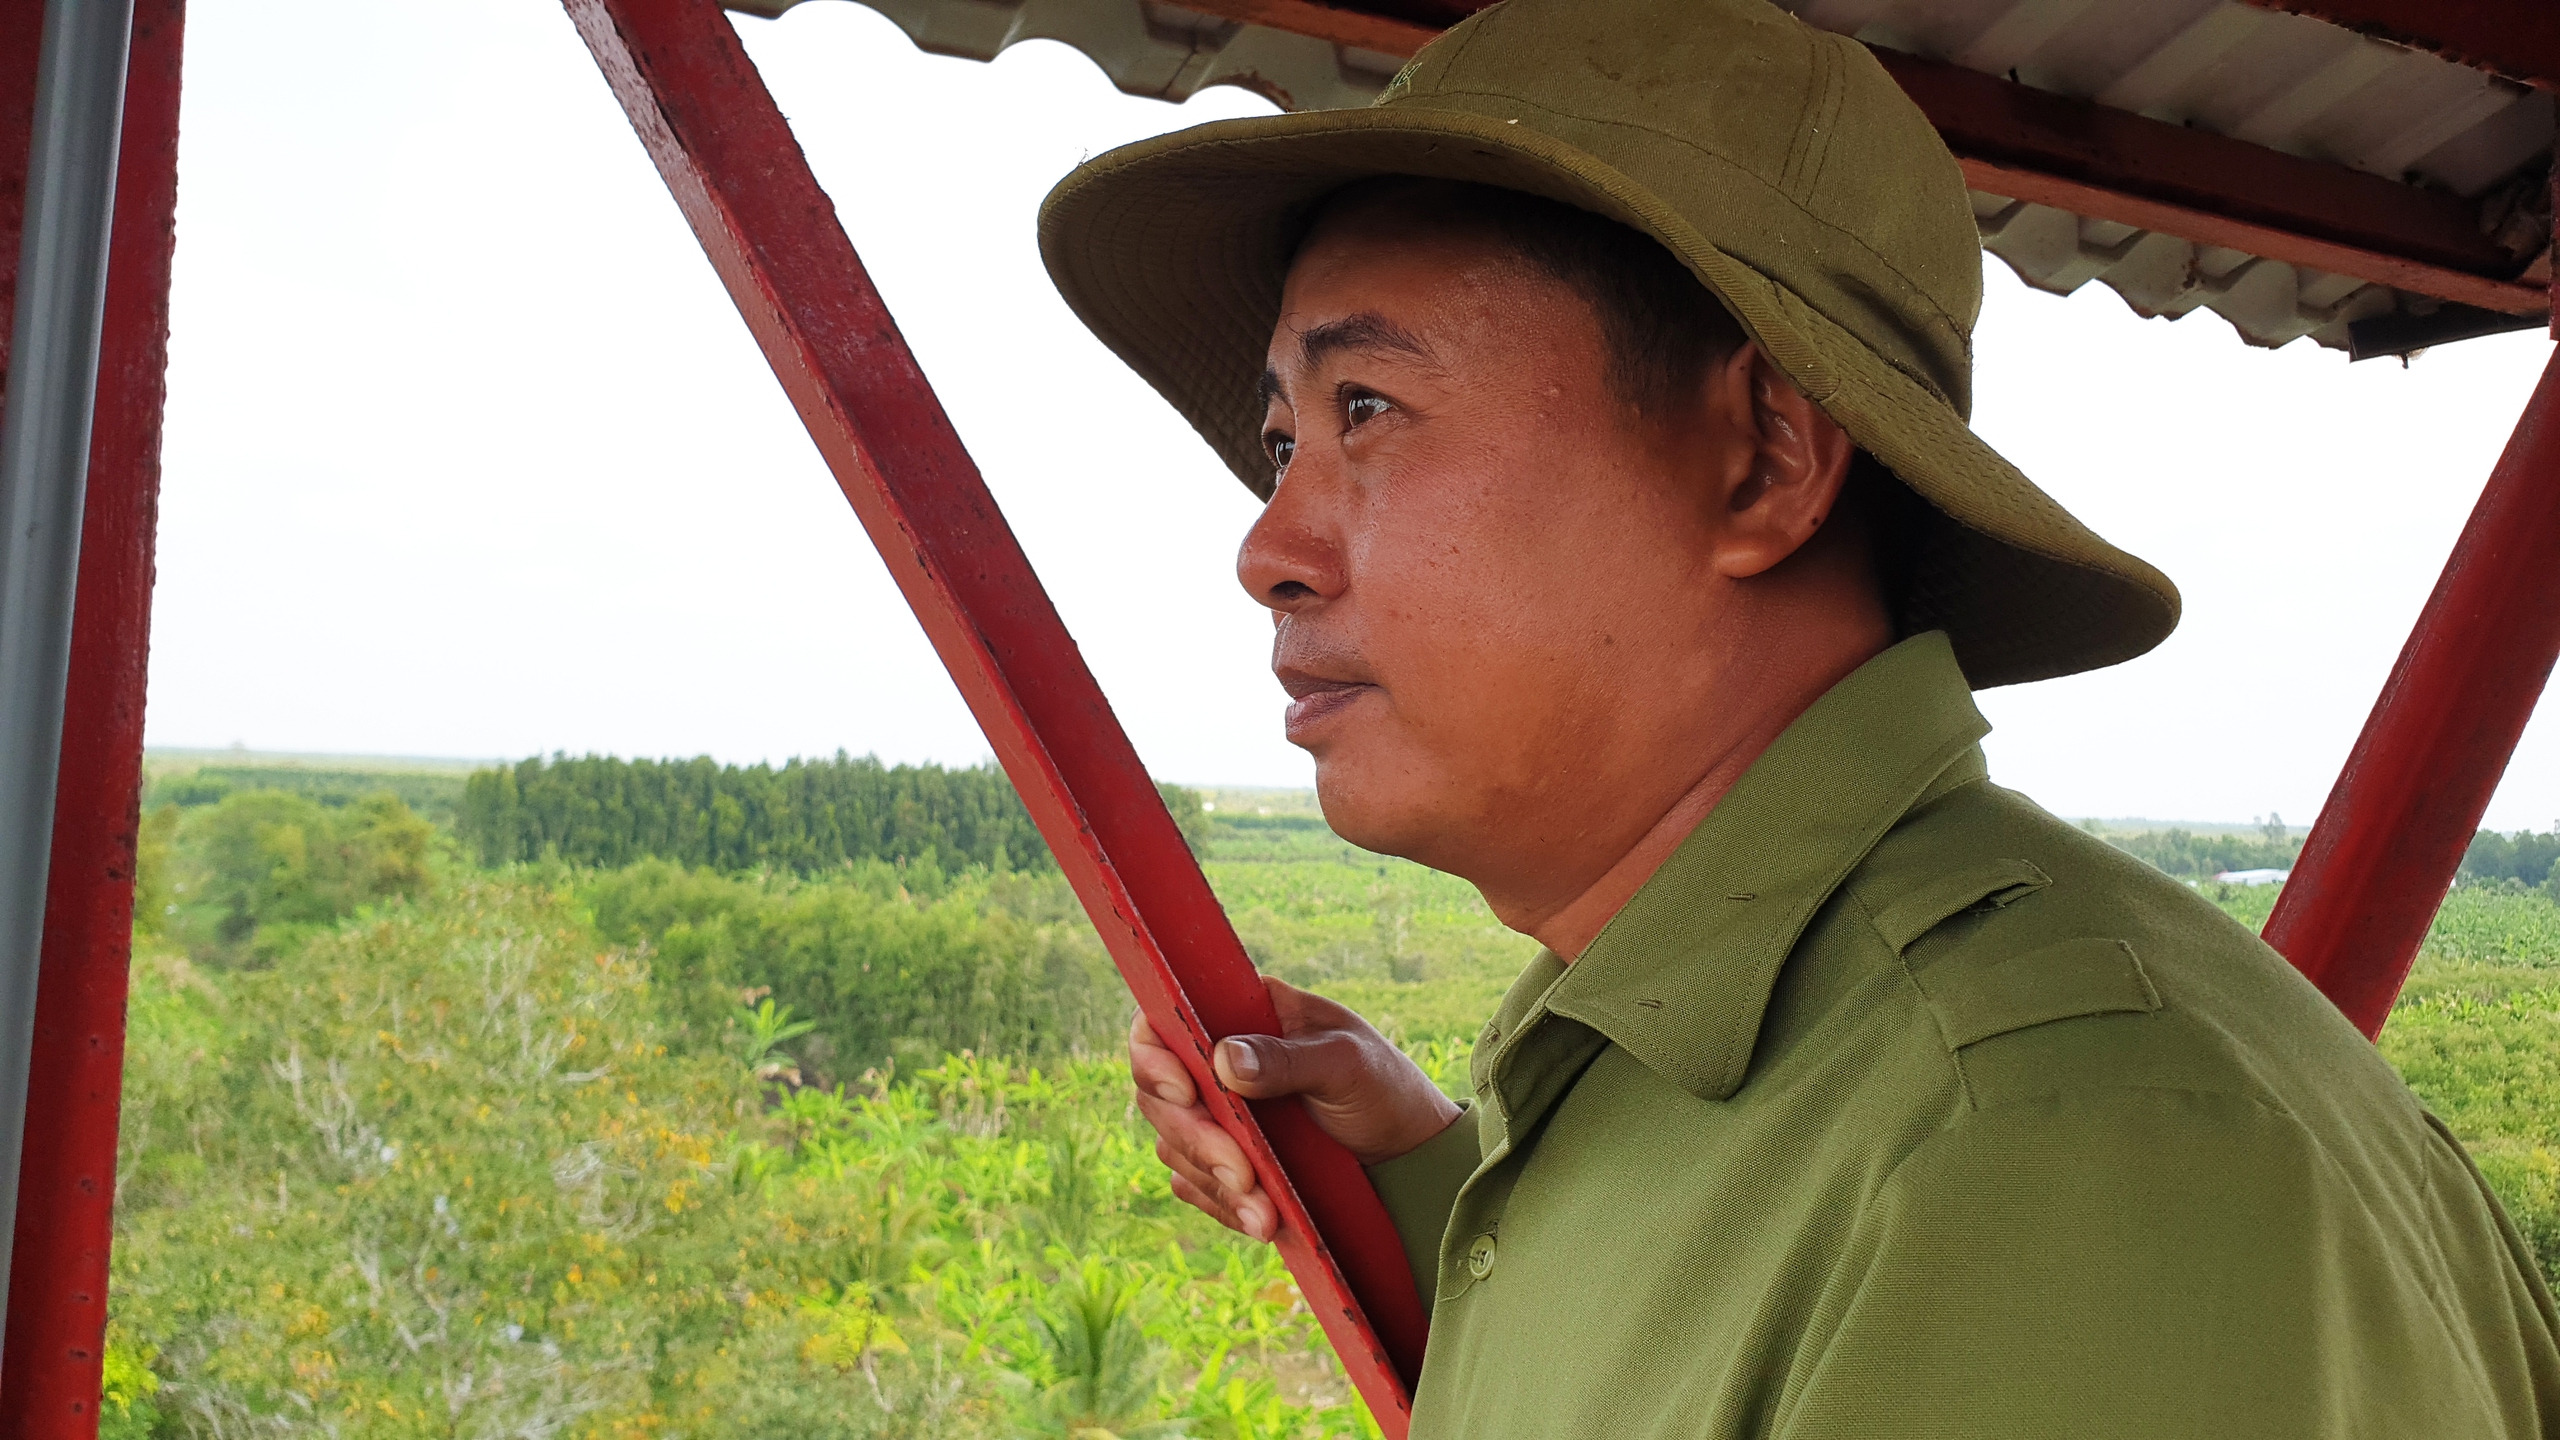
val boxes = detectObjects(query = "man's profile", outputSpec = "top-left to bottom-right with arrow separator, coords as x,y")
1038,0 -> 2560,1434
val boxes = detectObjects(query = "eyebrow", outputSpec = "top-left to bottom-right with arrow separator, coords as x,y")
1257,312 -> 1435,409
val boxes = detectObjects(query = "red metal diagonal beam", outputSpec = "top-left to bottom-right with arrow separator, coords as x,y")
2242,0 -> 2560,93
0,0 -> 180,1431
1134,0 -> 2548,316
562,0 -> 1428,1426
2263,344 -> 2560,1037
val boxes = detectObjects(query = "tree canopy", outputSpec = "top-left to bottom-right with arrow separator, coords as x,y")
459,754 -> 1071,875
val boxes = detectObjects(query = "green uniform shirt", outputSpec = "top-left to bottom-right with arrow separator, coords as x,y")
1368,632 -> 2560,1439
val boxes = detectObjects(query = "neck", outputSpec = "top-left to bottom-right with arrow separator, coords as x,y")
1515,721 -> 1769,959
1512,627 -> 1890,961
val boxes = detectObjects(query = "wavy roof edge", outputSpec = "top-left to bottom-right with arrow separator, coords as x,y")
733,0 -> 2554,358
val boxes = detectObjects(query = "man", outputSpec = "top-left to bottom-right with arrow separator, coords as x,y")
1038,0 -> 2560,1434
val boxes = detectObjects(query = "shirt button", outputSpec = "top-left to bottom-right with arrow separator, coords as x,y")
1466,1233 -> 1498,1279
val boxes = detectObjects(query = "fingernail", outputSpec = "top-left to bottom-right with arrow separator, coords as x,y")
1154,1082 -> 1185,1103
1215,1165 -> 1245,1191
1221,1038 -> 1261,1081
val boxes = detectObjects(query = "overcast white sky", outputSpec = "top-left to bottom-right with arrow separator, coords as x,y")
144,0 -> 2560,831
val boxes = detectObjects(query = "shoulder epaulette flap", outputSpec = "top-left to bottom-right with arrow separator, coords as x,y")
1867,858 -> 2052,954
1913,937 -> 2161,1050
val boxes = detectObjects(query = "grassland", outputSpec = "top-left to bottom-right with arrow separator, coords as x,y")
101,758 -> 2560,1439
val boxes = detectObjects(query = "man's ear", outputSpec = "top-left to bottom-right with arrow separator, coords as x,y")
1703,345 -> 1857,580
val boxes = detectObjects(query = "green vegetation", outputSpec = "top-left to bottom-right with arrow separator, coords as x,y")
459,753 -> 1207,875
104,759 -> 2560,1437
144,763 -> 471,828
2378,885 -> 2560,1280
2461,829 -> 2560,891
578,859 -> 1129,1080
112,761 -> 1473,1439
118,878 -> 1436,1438
1204,817 -> 1526,1042
139,788 -> 438,963
2082,814 -> 2302,879
2087,816 -> 2560,894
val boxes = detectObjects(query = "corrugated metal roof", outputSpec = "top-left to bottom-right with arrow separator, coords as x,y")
744,0 -> 2553,353
1781,0 -> 2553,350
731,0 -> 1408,110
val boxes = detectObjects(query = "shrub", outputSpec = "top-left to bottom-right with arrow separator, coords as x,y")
116,882 -> 753,1434
580,860 -> 1124,1084
147,789 -> 435,962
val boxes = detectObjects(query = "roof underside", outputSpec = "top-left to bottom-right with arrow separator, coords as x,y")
732,0 -> 2555,357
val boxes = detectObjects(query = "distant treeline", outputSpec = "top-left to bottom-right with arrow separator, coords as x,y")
2090,821 -> 2559,892
457,752 -> 1210,875
2464,831 -> 2560,890
458,754 -> 1052,873
1214,812 -> 1329,832
2093,825 -> 2302,879
145,764 -> 468,826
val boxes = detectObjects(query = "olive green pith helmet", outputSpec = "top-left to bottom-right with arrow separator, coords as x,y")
1037,0 -> 2180,688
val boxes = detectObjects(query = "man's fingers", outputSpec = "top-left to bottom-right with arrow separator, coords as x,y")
1130,990 -> 1408,1231
1132,1085 -> 1256,1193
1167,1170 -> 1238,1232
1214,1030 -> 1351,1100
1127,1013 -> 1199,1109
1155,1134 -> 1252,1210
1211,1035 -> 1266,1094
1154,1128 -> 1275,1242
1169,1171 -> 1272,1241
1234,1191 -> 1274,1241
1169,1168 -> 1274,1242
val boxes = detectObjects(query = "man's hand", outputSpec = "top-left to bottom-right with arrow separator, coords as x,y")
1129,976 -> 1464,1241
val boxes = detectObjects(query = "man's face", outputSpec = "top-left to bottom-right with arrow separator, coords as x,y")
1241,202 -> 1765,898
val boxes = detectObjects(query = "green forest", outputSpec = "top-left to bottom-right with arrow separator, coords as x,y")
454,754 -> 1206,876
104,755 -> 2560,1438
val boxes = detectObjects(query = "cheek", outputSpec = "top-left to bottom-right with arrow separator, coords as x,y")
1345,426 -> 1685,722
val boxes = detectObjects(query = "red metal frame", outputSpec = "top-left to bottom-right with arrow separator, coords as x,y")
2264,347 -> 2560,1038
563,0 -> 1428,1424
0,0 -> 2533,1425
0,0 -> 181,1431
0,0 -> 38,387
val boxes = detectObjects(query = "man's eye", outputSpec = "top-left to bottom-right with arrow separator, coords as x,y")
1345,392 -> 1391,428
1265,432 -> 1296,471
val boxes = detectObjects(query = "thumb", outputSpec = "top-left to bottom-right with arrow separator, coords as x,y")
1213,1032 -> 1343,1100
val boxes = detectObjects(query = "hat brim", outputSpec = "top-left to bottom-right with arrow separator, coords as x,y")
1038,105 -> 2180,688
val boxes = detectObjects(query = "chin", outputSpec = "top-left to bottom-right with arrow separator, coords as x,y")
1311,754 -> 1442,865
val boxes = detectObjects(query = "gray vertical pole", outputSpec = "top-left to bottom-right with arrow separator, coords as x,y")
0,0 -> 136,1341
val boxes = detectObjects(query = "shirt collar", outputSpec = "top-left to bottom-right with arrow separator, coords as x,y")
1539,630 -> 1991,1102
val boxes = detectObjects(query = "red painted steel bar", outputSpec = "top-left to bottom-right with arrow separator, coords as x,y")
563,0 -> 1429,1423
2264,345 -> 2560,1038
0,0 -> 178,1427
1,0 -> 36,384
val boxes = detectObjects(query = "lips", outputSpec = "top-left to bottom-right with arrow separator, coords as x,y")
1282,679 -> 1375,737
1274,654 -> 1380,743
1273,623 -> 1380,743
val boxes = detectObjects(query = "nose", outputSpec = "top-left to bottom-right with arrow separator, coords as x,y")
1236,465 -> 1347,615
